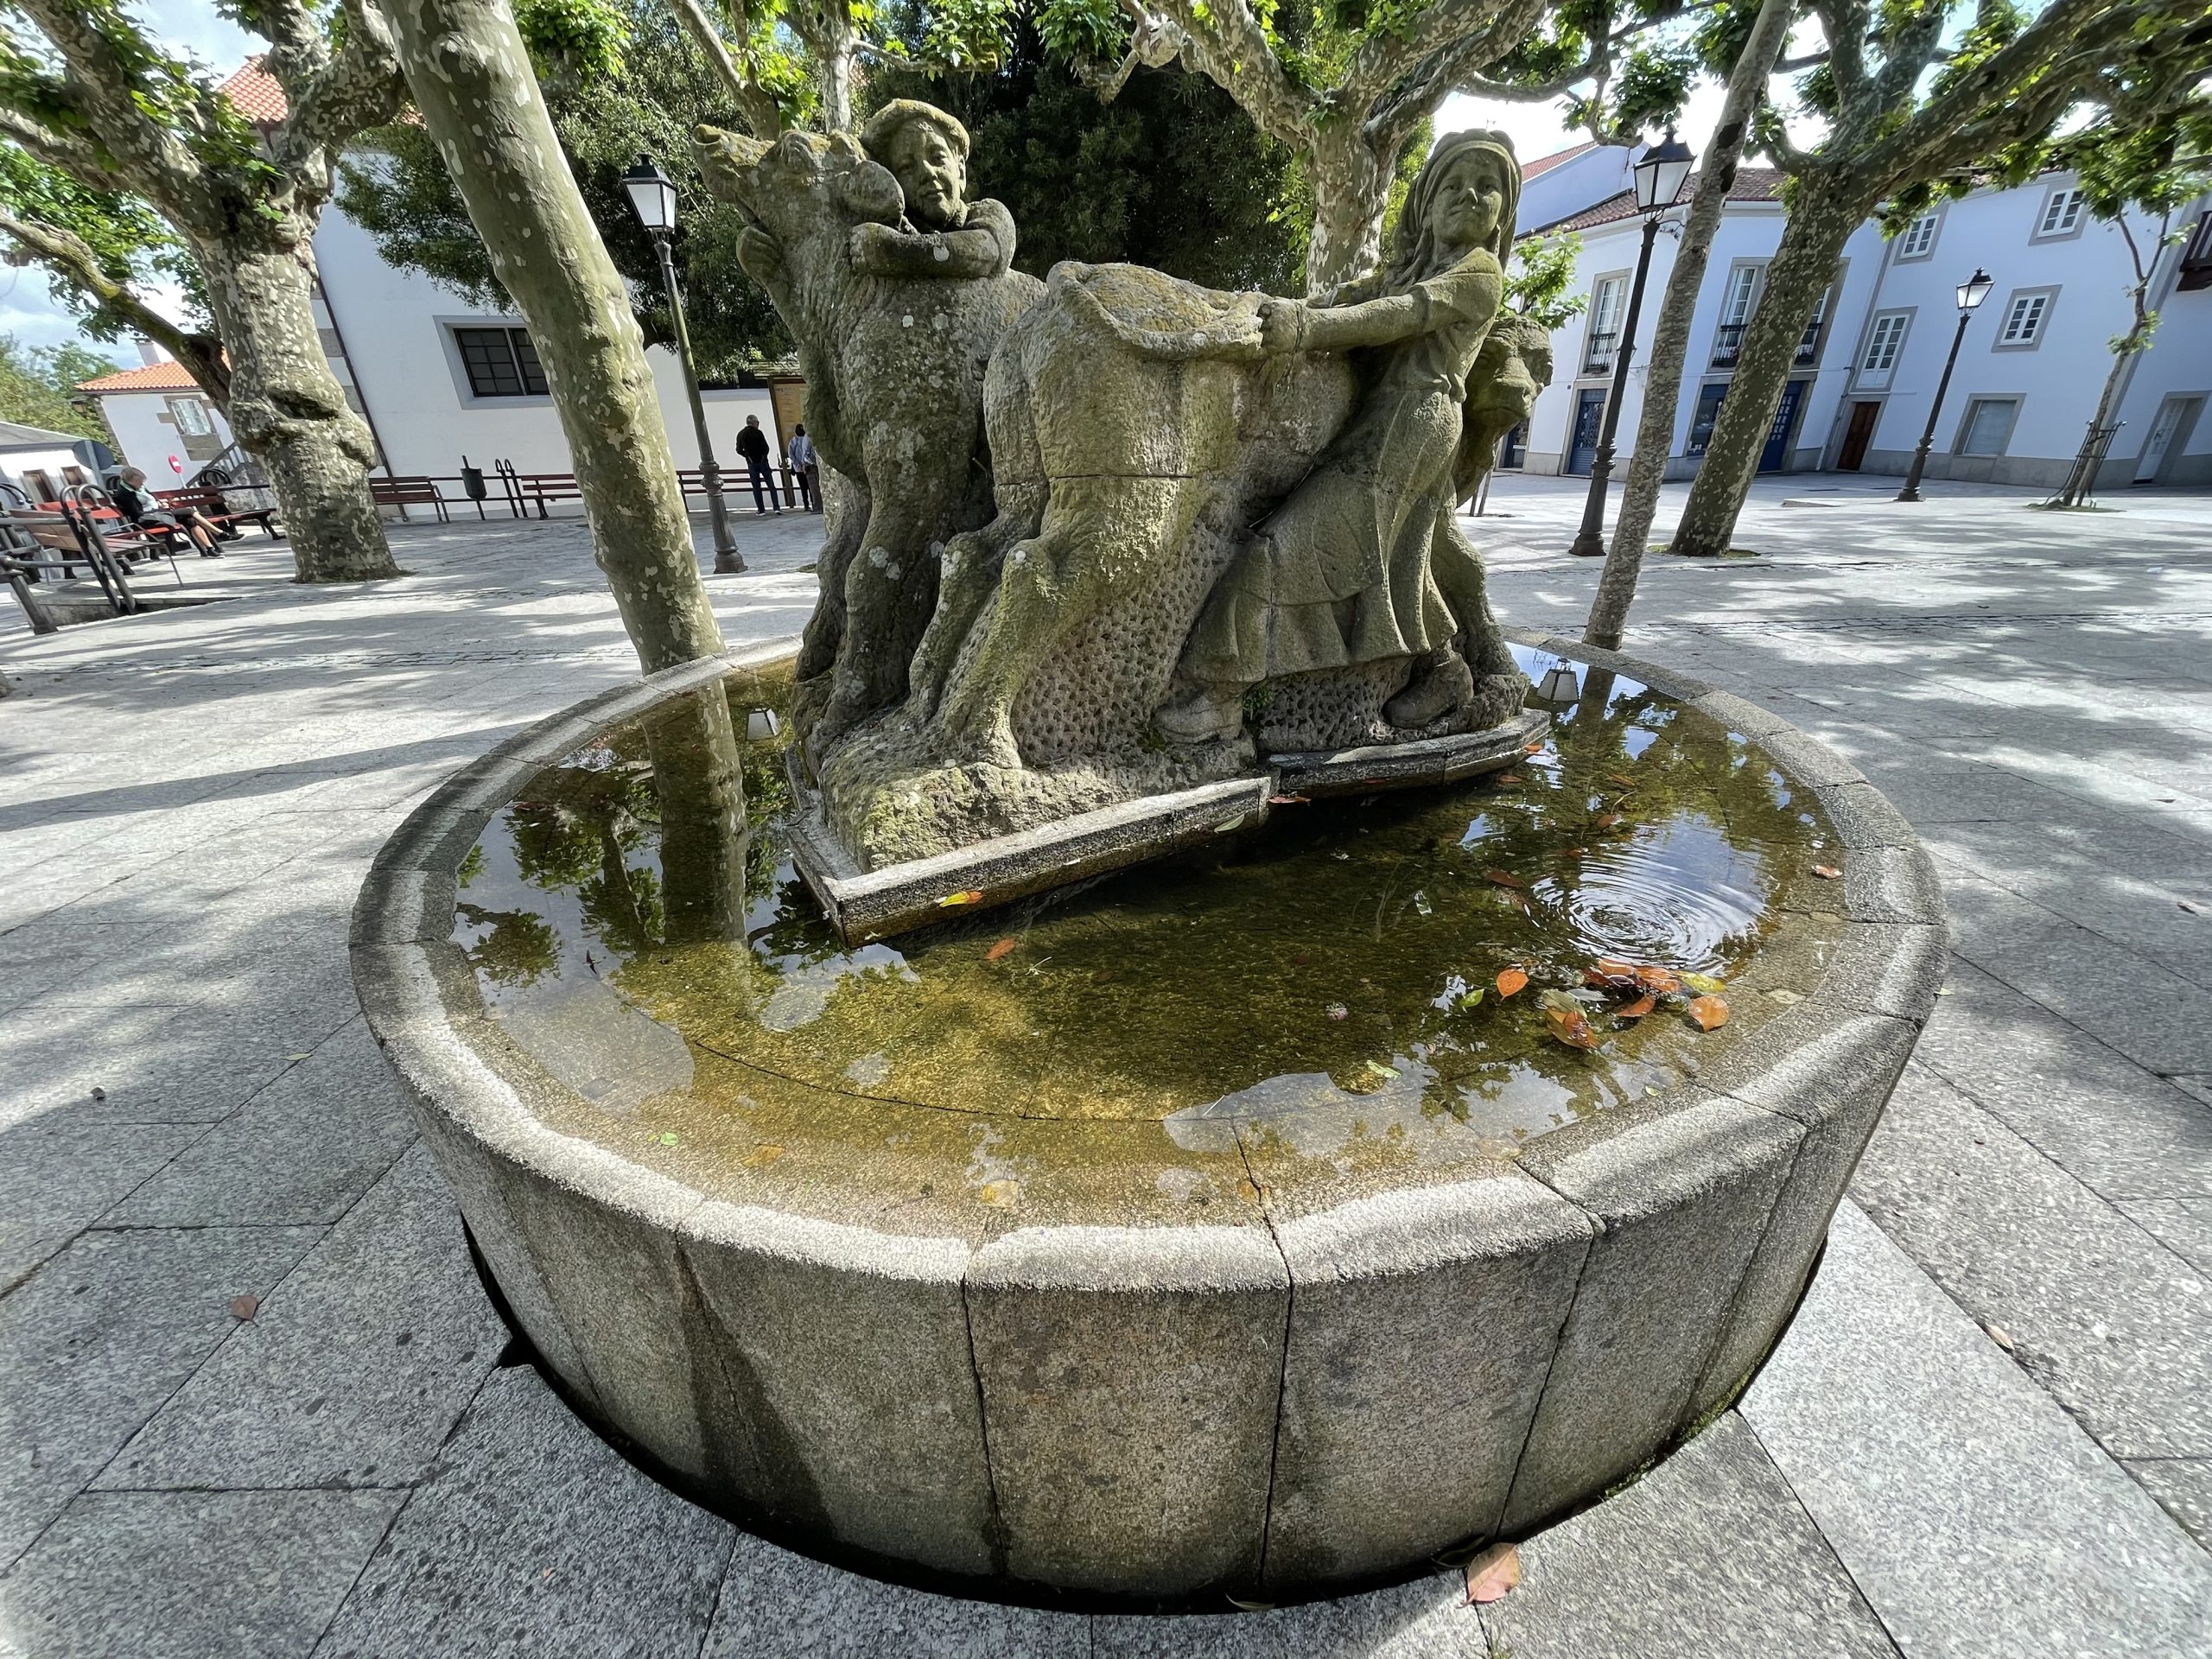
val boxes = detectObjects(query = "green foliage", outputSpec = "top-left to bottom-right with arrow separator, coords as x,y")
0,145 -> 205,336
1504,233 -> 1587,328
339,0 -> 791,374
868,10 -> 1306,293
0,332 -> 118,441
515,0 -> 634,84
1035,0 -> 1126,61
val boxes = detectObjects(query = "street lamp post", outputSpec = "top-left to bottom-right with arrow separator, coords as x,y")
1895,266 -> 1994,504
1568,130 -> 1695,559
622,156 -> 744,574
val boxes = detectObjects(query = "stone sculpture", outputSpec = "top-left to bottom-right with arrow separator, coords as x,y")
699,111 -> 1042,746
698,111 -> 1549,905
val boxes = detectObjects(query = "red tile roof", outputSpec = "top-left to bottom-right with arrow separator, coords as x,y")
1530,167 -> 1787,236
219,59 -> 288,125
1520,140 -> 1599,180
76,359 -> 204,394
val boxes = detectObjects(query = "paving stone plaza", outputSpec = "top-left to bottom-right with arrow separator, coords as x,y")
3,474 -> 2210,1656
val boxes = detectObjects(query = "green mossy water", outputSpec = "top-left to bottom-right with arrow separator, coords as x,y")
453,651 -> 1842,1234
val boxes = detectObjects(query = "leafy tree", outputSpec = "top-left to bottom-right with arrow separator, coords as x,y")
0,0 -> 408,580
0,332 -> 118,440
1044,0 -> 1711,292
1665,0 -> 2212,557
1504,231 -> 1588,326
339,0 -> 792,376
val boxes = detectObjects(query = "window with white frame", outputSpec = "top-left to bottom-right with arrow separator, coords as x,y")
1712,264 -> 1762,365
168,396 -> 214,437
1956,397 -> 2019,456
1897,213 -> 1938,259
1796,285 -> 1834,366
1996,289 -> 2055,348
1857,311 -> 1910,389
2036,188 -> 2085,238
1584,275 -> 1625,373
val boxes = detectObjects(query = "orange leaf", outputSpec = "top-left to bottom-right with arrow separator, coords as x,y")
1484,870 -> 1523,889
1618,995 -> 1656,1020
1546,1004 -> 1603,1050
985,938 -> 1017,962
1635,964 -> 1682,995
1813,864 -> 1841,880
1523,740 -> 1545,753
1586,957 -> 1640,988
1687,994 -> 1731,1031
1464,1541 -> 1522,1605
1496,967 -> 1529,997
1496,772 -> 1524,785
937,890 -> 984,907
1593,812 -> 1624,829
228,1294 -> 259,1321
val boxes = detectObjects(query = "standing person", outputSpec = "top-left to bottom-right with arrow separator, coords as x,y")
735,415 -> 780,515
108,467 -> 228,556
787,424 -> 818,512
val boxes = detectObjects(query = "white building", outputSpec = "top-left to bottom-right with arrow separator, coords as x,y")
75,346 -> 235,486
1510,148 -> 2212,492
0,420 -> 112,503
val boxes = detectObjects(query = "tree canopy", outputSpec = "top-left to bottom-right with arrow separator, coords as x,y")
0,332 -> 118,441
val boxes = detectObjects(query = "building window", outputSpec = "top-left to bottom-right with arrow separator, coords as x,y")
1956,397 -> 2020,456
1686,383 -> 1728,454
168,397 -> 214,437
1796,285 -> 1835,368
2179,211 -> 2212,292
2035,188 -> 2085,239
1498,424 -> 1526,470
1897,213 -> 1938,260
1995,288 -> 2056,349
1712,265 -> 1762,367
1583,275 -> 1625,375
1857,311 -> 1910,391
454,326 -> 549,397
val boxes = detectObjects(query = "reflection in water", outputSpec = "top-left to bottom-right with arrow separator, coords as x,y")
452,656 -> 1839,1219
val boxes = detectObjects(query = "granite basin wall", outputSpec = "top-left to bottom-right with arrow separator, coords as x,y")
350,634 -> 1945,1608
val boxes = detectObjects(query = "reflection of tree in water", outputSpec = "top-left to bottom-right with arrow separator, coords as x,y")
454,901 -> 563,987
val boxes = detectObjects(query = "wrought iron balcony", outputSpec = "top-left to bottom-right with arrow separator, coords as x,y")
1710,322 -> 1746,368
1582,330 -> 1619,375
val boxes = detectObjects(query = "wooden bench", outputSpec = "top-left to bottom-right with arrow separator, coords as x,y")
156,485 -> 281,539
369,476 -> 450,522
514,473 -> 583,518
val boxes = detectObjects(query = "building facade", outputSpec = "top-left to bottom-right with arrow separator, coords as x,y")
1509,149 -> 2212,492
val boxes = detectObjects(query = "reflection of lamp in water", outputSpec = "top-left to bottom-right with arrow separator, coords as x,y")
1535,662 -> 1581,702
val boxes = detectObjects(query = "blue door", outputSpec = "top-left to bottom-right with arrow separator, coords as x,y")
1567,390 -> 1606,474
1759,379 -> 1808,473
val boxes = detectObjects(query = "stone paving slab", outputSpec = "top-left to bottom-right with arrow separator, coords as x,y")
96,1144 -> 505,1492
1092,1575 -> 1486,1657
0,1116 -> 202,1293
1742,1201 -> 2212,1657
0,1489 -> 404,1659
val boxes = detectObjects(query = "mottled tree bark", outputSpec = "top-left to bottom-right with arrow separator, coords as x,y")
1304,125 -> 1394,296
1586,0 -> 1791,644
1666,181 -> 1860,558
196,235 -> 398,582
380,0 -> 726,673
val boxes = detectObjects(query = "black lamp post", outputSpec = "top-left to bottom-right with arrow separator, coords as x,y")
623,156 -> 743,573
1567,130 -> 1695,558
1895,266 -> 1993,504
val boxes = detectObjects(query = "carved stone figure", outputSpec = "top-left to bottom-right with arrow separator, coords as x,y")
1160,130 -> 1529,751
696,111 -> 1041,747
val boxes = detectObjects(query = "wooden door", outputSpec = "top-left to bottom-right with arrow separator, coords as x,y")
1839,401 -> 1878,471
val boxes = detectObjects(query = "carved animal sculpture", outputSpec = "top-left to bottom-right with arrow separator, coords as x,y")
694,124 -> 1043,746
908,261 -> 1357,771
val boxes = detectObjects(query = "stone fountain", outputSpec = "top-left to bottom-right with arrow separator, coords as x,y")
353,109 -> 1943,1609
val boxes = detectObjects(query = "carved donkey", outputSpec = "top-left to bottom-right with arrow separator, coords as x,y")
693,124 -> 1042,747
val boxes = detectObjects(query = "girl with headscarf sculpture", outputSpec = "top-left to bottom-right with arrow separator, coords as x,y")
1159,130 -> 1529,745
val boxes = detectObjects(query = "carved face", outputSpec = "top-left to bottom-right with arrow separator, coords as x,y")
1431,152 -> 1509,257
888,123 -> 967,231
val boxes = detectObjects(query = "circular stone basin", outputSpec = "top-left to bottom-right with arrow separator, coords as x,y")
353,634 -> 1944,1607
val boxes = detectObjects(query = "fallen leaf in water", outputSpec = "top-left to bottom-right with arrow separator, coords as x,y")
1495,772 -> 1524,785
1214,814 -> 1246,834
1268,793 -> 1310,805
1586,958 -> 1641,989
658,1131 -> 680,1146
1294,952 -> 1312,966
741,1142 -> 785,1168
1687,995 -> 1730,1031
1464,1542 -> 1521,1605
1618,995 -> 1656,1020
1635,964 -> 1683,995
1546,1005 -> 1603,1050
1365,1059 -> 1402,1081
1812,864 -> 1841,880
1484,870 -> 1523,888
985,938 -> 1018,962
1680,971 -> 1726,996
1593,812 -> 1624,829
228,1294 -> 258,1321
1325,1002 -> 1350,1021
937,890 -> 984,907
978,1179 -> 1020,1206
1457,988 -> 1484,1010
1523,740 -> 1545,753
1496,967 -> 1529,997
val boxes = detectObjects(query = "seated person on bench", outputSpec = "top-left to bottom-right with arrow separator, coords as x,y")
108,468 -> 232,556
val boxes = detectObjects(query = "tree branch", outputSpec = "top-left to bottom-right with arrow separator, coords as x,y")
0,209 -> 230,404
1344,0 -> 1541,117
0,108 -> 130,193
1144,0 -> 1313,151
274,0 -> 408,203
668,0 -> 788,137
9,0 -> 205,205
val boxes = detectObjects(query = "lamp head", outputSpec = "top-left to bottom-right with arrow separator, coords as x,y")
1634,130 -> 1695,214
622,156 -> 678,237
1957,268 -> 1993,311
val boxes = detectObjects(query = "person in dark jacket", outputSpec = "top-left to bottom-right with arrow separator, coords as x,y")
735,416 -> 781,514
109,468 -> 227,556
